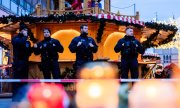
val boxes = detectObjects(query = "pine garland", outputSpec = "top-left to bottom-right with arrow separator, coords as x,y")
0,41 -> 9,50
142,30 -> 160,49
96,19 -> 106,43
0,13 -> 178,47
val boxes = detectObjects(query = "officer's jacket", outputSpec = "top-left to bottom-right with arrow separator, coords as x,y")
69,35 -> 98,62
114,35 -> 145,59
34,37 -> 64,61
12,33 -> 32,61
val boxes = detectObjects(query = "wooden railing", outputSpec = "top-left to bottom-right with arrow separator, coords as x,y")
48,8 -> 94,14
99,8 -> 139,19
31,2 -> 139,20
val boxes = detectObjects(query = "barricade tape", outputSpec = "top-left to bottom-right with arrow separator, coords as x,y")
0,79 -> 177,83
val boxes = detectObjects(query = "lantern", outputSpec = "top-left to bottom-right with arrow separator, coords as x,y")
129,80 -> 177,108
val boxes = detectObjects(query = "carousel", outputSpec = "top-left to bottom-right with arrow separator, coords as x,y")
0,0 -> 178,80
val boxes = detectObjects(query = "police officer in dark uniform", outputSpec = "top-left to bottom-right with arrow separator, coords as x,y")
114,27 -> 145,79
69,24 -> 98,77
34,28 -> 64,79
12,22 -> 32,101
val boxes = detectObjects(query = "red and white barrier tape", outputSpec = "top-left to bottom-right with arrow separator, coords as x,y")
0,79 -> 177,83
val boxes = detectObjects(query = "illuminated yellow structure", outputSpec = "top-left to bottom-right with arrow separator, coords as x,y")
29,24 -> 127,62
0,0 -> 177,78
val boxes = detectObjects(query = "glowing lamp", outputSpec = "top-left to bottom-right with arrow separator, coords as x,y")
27,83 -> 69,108
80,62 -> 118,79
170,64 -> 180,107
76,79 -> 119,108
129,80 -> 177,108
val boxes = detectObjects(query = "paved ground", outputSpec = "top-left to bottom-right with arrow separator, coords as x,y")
0,93 -> 13,108
0,98 -> 12,108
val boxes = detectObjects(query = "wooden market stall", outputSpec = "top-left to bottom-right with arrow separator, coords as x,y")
0,0 -> 178,79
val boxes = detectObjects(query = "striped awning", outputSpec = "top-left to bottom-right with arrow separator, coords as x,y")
92,14 -> 145,26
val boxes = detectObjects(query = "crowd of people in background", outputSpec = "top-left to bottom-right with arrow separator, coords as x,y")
63,0 -> 102,10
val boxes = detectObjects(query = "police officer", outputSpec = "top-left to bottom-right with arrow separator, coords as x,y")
114,27 -> 145,79
34,28 -> 64,79
12,22 -> 32,101
69,24 -> 98,77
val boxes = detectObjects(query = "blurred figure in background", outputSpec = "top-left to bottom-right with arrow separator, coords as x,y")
11,22 -> 33,101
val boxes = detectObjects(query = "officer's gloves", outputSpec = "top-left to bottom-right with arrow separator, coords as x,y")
77,41 -> 82,47
135,44 -> 138,47
34,43 -> 38,48
89,43 -> 94,47
53,44 -> 56,46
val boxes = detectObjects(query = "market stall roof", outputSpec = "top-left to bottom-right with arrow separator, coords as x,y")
0,13 -> 178,49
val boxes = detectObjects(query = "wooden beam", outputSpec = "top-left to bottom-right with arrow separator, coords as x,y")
36,4 -> 41,16
94,1 -> 99,14
104,0 -> 110,13
135,11 -> 140,20
83,0 -> 88,14
47,0 -> 50,13
59,0 -> 65,14
59,0 -> 65,11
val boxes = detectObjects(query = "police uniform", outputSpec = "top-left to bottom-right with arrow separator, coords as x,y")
34,37 -> 64,79
69,34 -> 98,76
12,33 -> 32,101
114,35 -> 145,79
